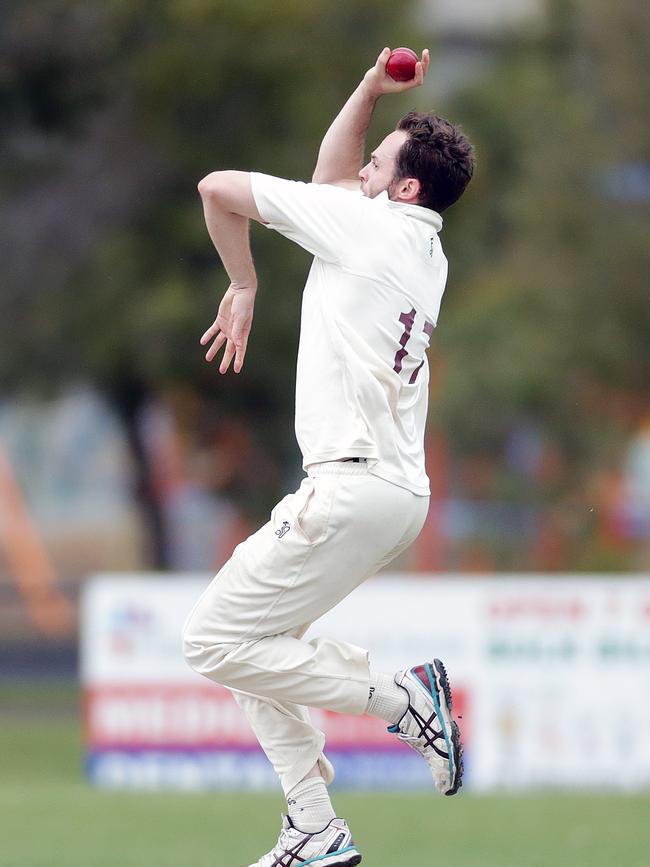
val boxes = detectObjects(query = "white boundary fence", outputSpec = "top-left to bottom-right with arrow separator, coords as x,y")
81,573 -> 650,791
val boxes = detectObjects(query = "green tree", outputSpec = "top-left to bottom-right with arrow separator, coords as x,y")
0,0 -> 420,561
433,0 -> 649,567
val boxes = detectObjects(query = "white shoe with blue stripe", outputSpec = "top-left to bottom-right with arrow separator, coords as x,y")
389,658 -> 463,795
246,815 -> 361,866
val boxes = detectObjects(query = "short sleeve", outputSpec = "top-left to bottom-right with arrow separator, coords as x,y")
250,173 -> 366,263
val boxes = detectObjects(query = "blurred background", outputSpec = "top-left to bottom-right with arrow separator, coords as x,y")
1,0 -> 648,865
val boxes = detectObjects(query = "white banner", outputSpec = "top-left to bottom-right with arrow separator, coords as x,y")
81,573 -> 650,791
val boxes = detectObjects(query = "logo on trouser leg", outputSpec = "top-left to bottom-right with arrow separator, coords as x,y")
275,521 -> 291,539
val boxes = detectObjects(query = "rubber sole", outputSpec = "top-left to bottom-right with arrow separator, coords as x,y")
447,719 -> 464,796
433,658 -> 464,796
302,852 -> 362,866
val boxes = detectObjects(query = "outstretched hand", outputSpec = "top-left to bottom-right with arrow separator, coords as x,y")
363,47 -> 429,98
200,284 -> 256,374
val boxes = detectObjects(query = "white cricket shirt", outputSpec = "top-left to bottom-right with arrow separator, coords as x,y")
250,173 -> 448,496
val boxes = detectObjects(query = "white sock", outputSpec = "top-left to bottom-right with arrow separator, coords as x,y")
286,776 -> 336,833
365,671 -> 408,725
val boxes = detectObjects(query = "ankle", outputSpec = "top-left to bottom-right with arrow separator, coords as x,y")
286,775 -> 336,833
365,671 -> 408,725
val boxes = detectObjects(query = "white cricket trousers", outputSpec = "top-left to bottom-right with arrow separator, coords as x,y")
182,460 -> 428,794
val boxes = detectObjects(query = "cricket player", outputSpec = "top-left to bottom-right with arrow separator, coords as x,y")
184,47 -> 475,866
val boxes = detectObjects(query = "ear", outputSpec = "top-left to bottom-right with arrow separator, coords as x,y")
394,177 -> 421,204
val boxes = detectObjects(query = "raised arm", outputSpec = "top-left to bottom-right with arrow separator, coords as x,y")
312,47 -> 430,187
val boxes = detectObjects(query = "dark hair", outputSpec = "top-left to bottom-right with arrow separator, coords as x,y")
395,112 -> 475,212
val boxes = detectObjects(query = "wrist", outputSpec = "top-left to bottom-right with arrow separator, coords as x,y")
230,281 -> 257,295
359,79 -> 382,103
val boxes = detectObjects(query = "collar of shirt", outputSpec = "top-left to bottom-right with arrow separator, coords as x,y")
375,190 -> 443,233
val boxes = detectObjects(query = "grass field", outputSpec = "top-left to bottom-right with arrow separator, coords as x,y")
1,682 -> 649,867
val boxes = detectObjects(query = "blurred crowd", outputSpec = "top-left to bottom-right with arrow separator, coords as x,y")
0,383 -> 647,641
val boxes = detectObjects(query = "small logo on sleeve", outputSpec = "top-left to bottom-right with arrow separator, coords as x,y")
275,521 -> 291,539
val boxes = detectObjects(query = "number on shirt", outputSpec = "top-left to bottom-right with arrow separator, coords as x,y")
393,308 -> 434,383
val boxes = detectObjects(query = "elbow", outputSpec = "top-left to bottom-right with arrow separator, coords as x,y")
197,170 -> 257,221
197,172 -> 216,199
197,171 -> 222,200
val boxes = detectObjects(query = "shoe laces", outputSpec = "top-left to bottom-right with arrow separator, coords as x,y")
397,706 -> 450,776
398,729 -> 440,764
274,826 -> 298,852
257,827 -> 298,866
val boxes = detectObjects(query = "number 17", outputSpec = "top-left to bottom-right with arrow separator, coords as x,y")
393,308 -> 434,384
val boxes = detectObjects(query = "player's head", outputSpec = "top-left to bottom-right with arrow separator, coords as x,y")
359,112 -> 474,212
395,112 -> 474,212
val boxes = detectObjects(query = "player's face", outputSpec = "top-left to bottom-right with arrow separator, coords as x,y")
358,130 -> 408,199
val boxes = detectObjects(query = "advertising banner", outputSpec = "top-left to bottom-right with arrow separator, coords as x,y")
81,574 -> 650,791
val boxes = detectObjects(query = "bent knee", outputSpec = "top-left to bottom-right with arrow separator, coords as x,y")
182,614 -> 232,679
182,619 -> 226,674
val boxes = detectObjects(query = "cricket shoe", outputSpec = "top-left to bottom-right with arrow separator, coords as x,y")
246,815 -> 361,867
389,658 -> 463,796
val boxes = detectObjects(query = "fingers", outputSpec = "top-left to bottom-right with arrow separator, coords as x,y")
202,330 -> 245,374
205,330 -> 227,362
200,319 -> 219,345
203,329 -> 248,374
218,335 -> 248,375
233,332 -> 249,374
201,282 -> 254,373
376,46 -> 391,70
410,48 -> 430,88
219,339 -> 236,375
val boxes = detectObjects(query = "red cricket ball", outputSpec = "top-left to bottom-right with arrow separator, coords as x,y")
386,47 -> 418,82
